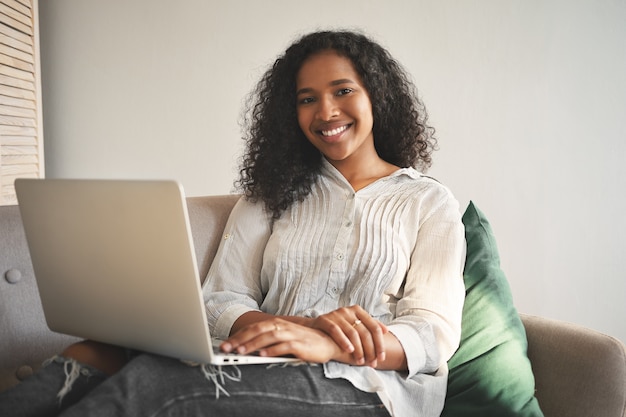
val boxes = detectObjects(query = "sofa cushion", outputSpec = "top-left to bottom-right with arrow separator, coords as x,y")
441,202 -> 543,416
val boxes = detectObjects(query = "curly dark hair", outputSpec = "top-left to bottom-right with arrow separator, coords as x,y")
236,30 -> 437,218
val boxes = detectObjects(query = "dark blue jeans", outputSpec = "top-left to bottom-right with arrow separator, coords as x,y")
1,354 -> 390,417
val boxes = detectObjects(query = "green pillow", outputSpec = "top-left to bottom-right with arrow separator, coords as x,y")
441,202 -> 543,416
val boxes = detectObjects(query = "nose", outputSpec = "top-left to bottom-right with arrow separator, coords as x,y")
316,95 -> 339,121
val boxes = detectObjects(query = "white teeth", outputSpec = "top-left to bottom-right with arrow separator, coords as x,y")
321,125 -> 348,137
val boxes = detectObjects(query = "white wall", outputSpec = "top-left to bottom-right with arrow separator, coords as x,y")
38,0 -> 626,343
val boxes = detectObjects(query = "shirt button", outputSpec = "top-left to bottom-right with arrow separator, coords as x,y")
345,221 -> 352,227
336,253 -> 344,260
326,286 -> 341,298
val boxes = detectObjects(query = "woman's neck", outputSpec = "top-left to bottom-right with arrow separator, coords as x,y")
327,156 -> 400,192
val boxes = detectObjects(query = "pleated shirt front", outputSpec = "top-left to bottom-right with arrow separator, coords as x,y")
204,159 -> 466,417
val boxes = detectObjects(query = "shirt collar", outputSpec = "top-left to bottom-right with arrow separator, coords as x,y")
320,158 -> 422,189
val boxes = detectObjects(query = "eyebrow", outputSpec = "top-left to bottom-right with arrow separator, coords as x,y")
296,78 -> 357,96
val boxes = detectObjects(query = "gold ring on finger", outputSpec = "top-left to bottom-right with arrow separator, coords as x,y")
352,319 -> 362,328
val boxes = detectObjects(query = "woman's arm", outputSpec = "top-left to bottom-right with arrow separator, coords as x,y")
387,190 -> 466,376
203,198 -> 272,339
228,306 -> 389,367
222,314 -> 408,370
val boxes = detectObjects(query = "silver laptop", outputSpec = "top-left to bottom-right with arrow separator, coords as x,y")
15,178 -> 298,365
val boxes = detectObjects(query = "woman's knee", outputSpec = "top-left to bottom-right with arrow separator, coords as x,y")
62,340 -> 128,375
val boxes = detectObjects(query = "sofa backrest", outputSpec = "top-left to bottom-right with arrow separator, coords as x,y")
0,204 -> 79,391
186,195 -> 241,281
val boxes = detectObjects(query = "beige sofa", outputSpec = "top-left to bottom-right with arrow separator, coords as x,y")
1,195 -> 625,416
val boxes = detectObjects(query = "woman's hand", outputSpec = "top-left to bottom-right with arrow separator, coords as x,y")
220,318 -> 347,364
309,305 -> 388,367
224,312 -> 407,371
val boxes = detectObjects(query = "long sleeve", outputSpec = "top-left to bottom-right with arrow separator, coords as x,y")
203,197 -> 272,340
387,191 -> 466,376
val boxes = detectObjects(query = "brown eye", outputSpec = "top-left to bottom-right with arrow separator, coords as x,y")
298,96 -> 315,105
336,88 -> 353,96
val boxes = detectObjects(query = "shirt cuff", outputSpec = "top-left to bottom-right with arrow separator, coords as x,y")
387,322 -> 432,378
213,304 -> 260,340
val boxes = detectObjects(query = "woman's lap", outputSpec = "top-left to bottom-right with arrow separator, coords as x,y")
60,353 -> 390,417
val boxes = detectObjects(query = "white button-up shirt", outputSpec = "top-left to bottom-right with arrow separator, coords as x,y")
204,159 -> 466,417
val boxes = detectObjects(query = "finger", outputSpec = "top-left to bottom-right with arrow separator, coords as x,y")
258,339 -> 298,358
349,318 -> 377,366
343,318 -> 367,365
354,316 -> 385,365
344,309 -> 387,366
315,316 -> 356,353
311,306 -> 386,366
322,306 -> 373,365
223,319 -> 284,354
257,329 -> 340,363
331,306 -> 368,357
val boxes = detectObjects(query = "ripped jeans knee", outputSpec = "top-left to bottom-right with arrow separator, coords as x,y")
43,356 -> 108,404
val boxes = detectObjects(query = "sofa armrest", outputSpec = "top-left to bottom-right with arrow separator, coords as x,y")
521,314 -> 626,417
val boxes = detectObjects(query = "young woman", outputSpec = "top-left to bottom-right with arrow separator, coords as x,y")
0,30 -> 465,417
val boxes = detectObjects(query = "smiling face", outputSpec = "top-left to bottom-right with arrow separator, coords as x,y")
295,50 -> 376,168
